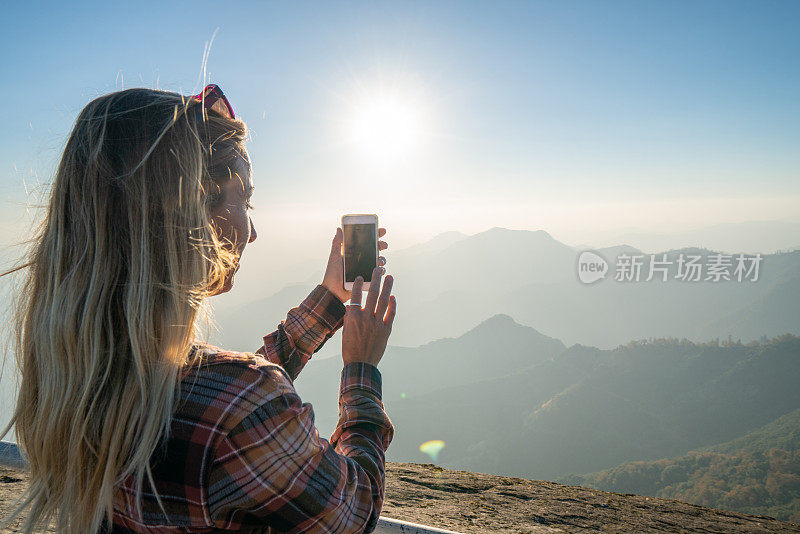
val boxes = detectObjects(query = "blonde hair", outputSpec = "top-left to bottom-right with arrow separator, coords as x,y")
0,87 -> 248,532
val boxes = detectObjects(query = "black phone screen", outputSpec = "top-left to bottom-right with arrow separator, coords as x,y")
343,223 -> 377,282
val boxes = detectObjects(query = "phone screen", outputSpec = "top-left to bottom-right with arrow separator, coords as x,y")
343,223 -> 377,282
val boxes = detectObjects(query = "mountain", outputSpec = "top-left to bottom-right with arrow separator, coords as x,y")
383,313 -> 566,398
560,409 -> 800,522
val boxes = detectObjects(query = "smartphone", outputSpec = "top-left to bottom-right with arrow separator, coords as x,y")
342,214 -> 379,291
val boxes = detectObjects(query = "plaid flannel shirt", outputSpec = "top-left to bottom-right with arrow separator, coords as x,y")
101,285 -> 394,533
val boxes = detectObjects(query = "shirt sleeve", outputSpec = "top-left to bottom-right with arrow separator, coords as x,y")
255,284 -> 346,381
206,362 -> 393,533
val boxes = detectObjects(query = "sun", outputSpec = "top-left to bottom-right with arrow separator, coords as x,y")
348,94 -> 422,163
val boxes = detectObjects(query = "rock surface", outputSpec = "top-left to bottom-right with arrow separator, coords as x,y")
1,462 -> 799,532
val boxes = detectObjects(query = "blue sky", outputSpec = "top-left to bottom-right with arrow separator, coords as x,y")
1,0 -> 799,249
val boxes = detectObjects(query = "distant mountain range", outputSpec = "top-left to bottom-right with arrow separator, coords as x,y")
212,226 -> 800,351
583,219 -> 800,256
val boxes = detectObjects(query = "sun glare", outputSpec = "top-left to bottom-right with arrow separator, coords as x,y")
348,94 -> 422,163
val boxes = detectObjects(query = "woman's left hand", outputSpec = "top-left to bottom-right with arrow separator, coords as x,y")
322,227 -> 388,304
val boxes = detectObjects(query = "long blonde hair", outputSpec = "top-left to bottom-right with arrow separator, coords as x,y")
0,87 -> 248,532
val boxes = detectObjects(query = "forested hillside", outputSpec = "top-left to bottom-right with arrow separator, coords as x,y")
560,409 -> 800,522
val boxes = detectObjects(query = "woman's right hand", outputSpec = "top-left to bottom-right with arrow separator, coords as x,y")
342,266 -> 396,367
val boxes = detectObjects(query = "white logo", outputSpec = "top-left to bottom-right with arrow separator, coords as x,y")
577,251 -> 608,284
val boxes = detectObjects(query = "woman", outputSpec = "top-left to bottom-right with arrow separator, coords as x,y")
0,85 -> 397,533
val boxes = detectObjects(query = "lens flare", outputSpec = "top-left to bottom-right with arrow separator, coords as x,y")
419,440 -> 445,463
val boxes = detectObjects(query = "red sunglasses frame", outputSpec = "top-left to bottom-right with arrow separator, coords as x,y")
189,84 -> 236,121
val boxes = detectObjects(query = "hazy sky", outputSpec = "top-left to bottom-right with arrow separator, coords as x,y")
1,0 -> 799,253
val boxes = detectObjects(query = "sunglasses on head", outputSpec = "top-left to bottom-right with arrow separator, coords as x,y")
189,84 -> 236,121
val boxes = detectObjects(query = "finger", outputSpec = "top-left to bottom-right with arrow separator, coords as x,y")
375,274 -> 393,320
365,266 -> 383,313
350,276 -> 364,307
331,228 -> 343,258
383,295 -> 397,328
378,240 -> 388,251
378,256 -> 386,266
378,227 -> 386,237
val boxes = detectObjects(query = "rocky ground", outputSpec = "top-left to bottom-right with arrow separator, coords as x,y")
1,462 -> 798,533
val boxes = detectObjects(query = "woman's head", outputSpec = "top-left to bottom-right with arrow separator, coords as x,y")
0,86 -> 253,533
33,86 -> 254,298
